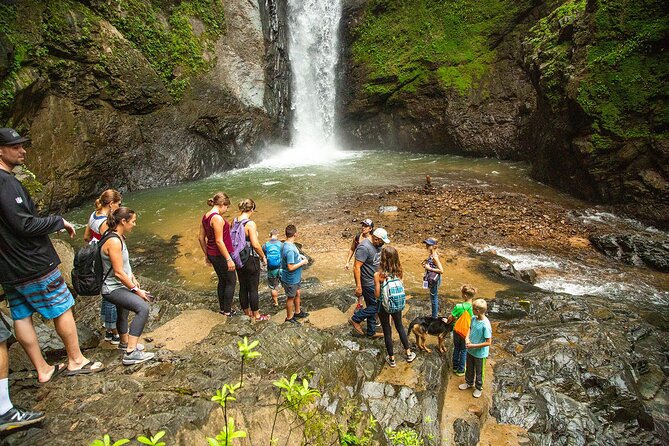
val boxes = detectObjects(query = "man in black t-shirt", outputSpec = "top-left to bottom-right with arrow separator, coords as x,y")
0,128 -> 103,397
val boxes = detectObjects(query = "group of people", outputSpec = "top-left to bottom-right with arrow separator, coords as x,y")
345,218 -> 491,397
0,127 -> 491,432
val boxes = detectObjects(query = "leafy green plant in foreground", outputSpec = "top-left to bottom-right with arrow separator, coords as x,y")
238,336 -> 261,388
89,435 -> 130,446
386,427 -> 425,446
207,417 -> 247,446
137,431 -> 166,446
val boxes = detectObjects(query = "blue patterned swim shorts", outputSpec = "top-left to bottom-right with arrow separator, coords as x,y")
4,268 -> 74,321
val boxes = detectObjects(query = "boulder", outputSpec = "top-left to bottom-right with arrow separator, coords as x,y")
590,233 -> 669,272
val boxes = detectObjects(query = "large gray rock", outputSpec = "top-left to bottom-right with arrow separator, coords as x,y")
590,233 -> 669,272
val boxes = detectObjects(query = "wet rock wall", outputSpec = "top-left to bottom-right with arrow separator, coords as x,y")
0,0 -> 291,212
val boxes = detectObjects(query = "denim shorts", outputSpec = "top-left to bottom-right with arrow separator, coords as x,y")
4,269 -> 74,321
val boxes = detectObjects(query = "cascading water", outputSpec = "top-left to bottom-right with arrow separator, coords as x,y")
287,0 -> 341,148
257,0 -> 345,167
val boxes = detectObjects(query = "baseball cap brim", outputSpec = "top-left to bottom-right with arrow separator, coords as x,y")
6,136 -> 30,145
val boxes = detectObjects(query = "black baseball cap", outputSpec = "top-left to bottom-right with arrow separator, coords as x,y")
0,128 -> 30,146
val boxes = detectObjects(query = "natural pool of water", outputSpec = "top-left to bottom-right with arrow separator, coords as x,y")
59,150 -> 668,306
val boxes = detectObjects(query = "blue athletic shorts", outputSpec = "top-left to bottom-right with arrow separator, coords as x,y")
4,269 -> 75,321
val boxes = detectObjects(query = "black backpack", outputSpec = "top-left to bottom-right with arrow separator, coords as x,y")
71,232 -> 120,296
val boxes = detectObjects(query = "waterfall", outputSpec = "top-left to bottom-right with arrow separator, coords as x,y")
254,0 -> 348,168
287,0 -> 342,150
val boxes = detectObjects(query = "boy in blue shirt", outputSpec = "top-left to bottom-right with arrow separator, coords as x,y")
262,229 -> 283,306
280,224 -> 309,324
458,298 -> 492,398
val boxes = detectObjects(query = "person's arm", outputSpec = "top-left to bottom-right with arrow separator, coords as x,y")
286,248 -> 308,271
374,271 -> 382,298
353,259 -> 363,300
0,180 -> 66,236
197,221 -> 208,257
246,221 -> 266,263
104,238 -> 149,301
430,253 -> 444,274
212,215 -> 235,271
83,225 -> 92,243
466,337 -> 492,349
345,236 -> 357,269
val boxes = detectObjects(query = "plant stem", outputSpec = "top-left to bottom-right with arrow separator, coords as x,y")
269,392 -> 281,446
224,395 -> 228,446
240,357 -> 245,388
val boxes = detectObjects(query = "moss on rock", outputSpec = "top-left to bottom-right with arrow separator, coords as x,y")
0,0 -> 226,118
351,0 -> 534,96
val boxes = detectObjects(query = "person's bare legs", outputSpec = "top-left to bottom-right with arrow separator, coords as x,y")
53,309 -> 101,371
13,316 -> 55,381
294,289 -> 301,315
0,342 -> 8,380
285,298 -> 295,320
271,289 -> 278,306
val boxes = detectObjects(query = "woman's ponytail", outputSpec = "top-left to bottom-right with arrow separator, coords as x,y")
107,207 -> 135,232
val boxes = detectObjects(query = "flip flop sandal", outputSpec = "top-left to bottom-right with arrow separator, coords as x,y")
254,314 -> 270,322
64,361 -> 105,376
38,363 -> 65,385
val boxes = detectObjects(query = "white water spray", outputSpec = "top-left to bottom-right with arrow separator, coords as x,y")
256,0 -> 345,168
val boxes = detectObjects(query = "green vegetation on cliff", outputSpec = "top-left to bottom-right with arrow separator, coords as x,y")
0,0 -> 225,119
527,0 -> 668,148
351,0 -> 534,96
91,0 -> 226,99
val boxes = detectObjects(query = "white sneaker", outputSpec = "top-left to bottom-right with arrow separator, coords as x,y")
122,349 -> 155,366
473,388 -> 482,398
458,383 -> 472,390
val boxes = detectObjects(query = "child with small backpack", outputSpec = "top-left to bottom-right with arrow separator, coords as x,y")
374,245 -> 416,367
422,238 -> 444,318
262,229 -> 283,306
459,298 -> 492,398
443,285 -> 476,376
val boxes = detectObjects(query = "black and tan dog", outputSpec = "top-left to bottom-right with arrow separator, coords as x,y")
408,317 -> 454,353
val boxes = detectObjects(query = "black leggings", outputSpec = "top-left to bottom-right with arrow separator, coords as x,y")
378,305 -> 410,357
103,288 -> 150,337
237,256 -> 260,312
208,255 -> 237,313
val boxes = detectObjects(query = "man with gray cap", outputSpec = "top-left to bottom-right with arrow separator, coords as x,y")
0,128 -> 103,387
349,227 -> 390,338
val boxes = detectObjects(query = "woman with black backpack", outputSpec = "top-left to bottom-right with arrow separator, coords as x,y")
374,245 -> 416,368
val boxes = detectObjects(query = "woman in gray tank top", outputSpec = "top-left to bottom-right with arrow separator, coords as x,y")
100,207 -> 155,366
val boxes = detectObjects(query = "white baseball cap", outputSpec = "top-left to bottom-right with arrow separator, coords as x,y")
372,228 -> 390,244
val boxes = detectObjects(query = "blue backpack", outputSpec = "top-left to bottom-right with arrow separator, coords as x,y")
264,241 -> 282,270
381,275 -> 406,313
229,218 -> 250,269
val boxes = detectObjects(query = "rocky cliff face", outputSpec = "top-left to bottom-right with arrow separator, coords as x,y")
0,0 -> 290,211
338,0 -> 668,228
